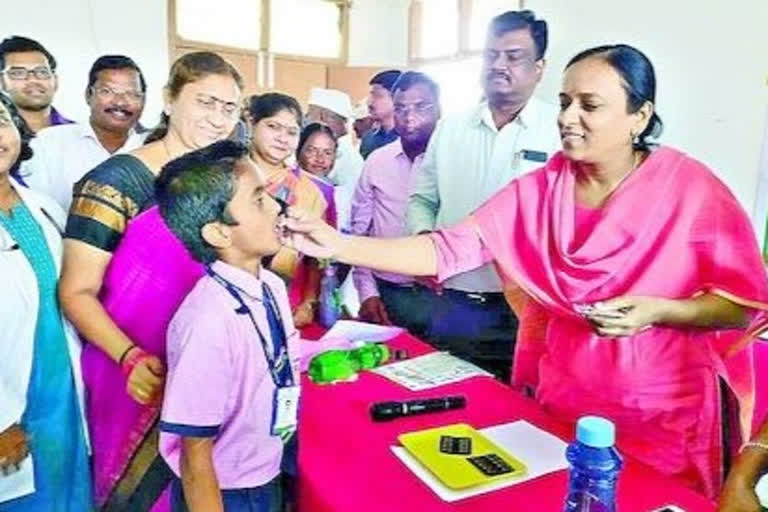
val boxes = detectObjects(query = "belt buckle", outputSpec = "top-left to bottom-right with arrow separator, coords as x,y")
466,292 -> 487,303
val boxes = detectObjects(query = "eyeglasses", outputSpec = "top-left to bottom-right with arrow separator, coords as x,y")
195,94 -> 240,119
483,49 -> 537,68
90,85 -> 145,102
1,66 -> 53,81
393,102 -> 436,117
302,146 -> 335,159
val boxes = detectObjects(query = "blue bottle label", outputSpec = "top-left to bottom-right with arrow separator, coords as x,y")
565,491 -> 612,512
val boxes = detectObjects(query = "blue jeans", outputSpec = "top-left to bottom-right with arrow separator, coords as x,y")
423,288 -> 518,382
376,278 -> 433,340
171,476 -> 282,512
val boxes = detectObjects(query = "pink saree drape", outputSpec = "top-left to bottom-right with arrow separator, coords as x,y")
82,206 -> 203,510
431,147 -> 768,497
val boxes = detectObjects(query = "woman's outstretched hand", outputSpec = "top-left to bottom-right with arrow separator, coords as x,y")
279,208 -> 344,260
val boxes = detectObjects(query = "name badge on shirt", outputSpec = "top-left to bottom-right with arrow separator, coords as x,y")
521,149 -> 548,162
271,385 -> 300,438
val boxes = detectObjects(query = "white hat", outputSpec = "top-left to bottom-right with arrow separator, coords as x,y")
351,97 -> 370,121
308,88 -> 353,119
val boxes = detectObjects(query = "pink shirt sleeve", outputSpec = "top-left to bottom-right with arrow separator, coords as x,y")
160,310 -> 234,436
429,216 -> 493,283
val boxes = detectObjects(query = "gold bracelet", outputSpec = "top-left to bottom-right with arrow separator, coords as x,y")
741,441 -> 768,453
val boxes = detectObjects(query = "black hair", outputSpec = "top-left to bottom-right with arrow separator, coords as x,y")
369,70 -> 402,92
155,140 -> 249,264
145,51 -> 244,144
488,10 -> 548,60
87,55 -> 147,93
392,71 -> 440,105
248,92 -> 302,126
0,92 -> 34,180
0,36 -> 57,71
297,122 -> 337,158
566,44 -> 663,151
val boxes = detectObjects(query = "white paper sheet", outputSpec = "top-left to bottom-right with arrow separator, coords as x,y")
0,455 -> 34,504
392,420 -> 569,502
372,352 -> 491,391
318,320 -> 405,343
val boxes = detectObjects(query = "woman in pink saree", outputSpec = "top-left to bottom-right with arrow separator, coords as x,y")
59,52 -> 244,511
282,44 -> 768,497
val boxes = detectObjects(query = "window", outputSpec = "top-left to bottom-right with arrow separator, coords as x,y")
175,0 -> 262,51
410,0 -> 521,62
269,0 -> 344,59
417,0 -> 460,59
468,0 -> 517,51
173,0 -> 349,60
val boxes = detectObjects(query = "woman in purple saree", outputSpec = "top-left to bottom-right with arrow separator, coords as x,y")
59,52 -> 244,511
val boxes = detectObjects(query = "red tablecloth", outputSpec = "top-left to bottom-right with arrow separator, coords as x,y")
298,331 -> 715,511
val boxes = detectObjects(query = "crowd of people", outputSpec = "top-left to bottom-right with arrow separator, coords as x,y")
1,8 -> 768,512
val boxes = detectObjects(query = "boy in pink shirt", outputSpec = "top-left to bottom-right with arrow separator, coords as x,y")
155,140 -> 299,512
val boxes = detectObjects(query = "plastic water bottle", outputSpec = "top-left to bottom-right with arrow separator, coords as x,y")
318,262 -> 341,328
308,343 -> 390,384
564,416 -> 623,512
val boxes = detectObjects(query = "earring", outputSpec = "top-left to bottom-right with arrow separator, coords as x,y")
629,131 -> 639,145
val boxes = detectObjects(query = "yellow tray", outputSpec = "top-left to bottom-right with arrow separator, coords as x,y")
398,423 -> 527,490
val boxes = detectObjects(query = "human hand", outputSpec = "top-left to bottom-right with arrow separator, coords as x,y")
718,475 -> 762,512
0,424 -> 29,475
125,351 -> 166,405
582,296 -> 667,337
358,297 -> 392,325
279,208 -> 344,260
293,301 -> 315,327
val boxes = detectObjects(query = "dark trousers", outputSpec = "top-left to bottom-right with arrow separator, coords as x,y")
422,288 -> 518,382
171,476 -> 282,512
376,278 -> 433,340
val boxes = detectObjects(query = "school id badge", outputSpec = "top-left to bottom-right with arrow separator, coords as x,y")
271,385 -> 300,440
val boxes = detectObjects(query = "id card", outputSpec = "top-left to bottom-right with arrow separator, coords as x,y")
271,385 -> 300,437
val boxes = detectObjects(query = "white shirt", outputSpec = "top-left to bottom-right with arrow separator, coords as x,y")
407,97 -> 561,292
327,134 -> 363,232
21,122 -> 145,212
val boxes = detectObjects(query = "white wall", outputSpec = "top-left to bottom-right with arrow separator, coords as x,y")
0,0 -> 169,126
348,0 -> 410,67
526,0 -> 768,213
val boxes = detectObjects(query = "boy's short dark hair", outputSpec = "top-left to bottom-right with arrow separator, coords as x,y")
0,36 -> 57,71
156,140 -> 249,264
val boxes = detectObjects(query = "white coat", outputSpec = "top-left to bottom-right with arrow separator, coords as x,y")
0,178 -> 87,502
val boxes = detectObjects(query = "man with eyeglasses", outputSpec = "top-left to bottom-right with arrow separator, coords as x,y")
22,55 -> 146,211
406,10 -> 560,383
0,36 -> 73,133
359,69 -> 401,160
351,71 -> 440,336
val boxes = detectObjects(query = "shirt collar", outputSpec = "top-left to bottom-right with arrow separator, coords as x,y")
79,121 -> 140,149
210,260 -> 264,301
473,98 -> 537,132
48,107 -> 73,126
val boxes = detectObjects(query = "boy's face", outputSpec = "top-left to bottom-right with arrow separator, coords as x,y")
226,158 -> 282,258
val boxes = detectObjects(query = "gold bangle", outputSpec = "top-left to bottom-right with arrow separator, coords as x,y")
741,441 -> 768,453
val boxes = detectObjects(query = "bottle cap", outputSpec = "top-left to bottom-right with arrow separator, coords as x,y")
575,416 -> 615,448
